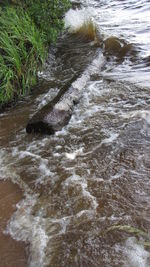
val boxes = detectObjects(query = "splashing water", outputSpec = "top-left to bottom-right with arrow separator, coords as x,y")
65,8 -> 98,41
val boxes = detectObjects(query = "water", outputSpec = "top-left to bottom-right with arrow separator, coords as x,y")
0,0 -> 150,266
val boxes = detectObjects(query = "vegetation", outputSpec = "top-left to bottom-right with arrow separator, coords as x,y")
0,0 -> 70,108
24,0 -> 71,42
107,224 -> 150,247
0,7 -> 46,105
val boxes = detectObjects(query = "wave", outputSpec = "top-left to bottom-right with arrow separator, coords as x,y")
65,8 -> 98,41
64,8 -> 134,59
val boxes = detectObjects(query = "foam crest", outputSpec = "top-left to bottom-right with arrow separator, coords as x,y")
0,149 -> 7,180
120,110 -> 150,135
48,216 -> 71,236
12,147 -> 54,186
63,173 -> 98,210
124,237 -> 150,267
65,147 -> 83,160
140,110 -> 150,125
121,110 -> 150,122
35,159 -> 54,186
101,132 -> 119,145
0,149 -> 33,194
7,194 -> 48,267
65,8 -> 97,40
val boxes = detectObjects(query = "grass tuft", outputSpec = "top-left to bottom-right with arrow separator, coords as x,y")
0,0 -> 71,109
0,7 -> 46,106
0,7 -> 46,108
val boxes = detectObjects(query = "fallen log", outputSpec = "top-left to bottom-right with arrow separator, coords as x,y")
26,53 -> 105,135
26,74 -> 80,134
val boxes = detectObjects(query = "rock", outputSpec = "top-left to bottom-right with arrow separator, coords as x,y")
119,43 -> 133,58
104,37 -> 122,55
104,36 -> 133,58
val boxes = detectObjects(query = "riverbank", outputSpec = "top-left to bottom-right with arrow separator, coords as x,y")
0,0 -> 70,110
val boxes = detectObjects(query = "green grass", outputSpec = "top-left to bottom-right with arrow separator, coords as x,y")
0,7 -> 46,106
0,7 -> 47,105
0,6 -> 46,108
0,1 -> 71,109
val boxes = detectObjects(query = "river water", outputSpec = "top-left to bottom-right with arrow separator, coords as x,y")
0,0 -> 150,266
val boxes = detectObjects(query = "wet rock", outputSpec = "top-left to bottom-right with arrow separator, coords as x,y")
119,43 -> 133,57
71,1 -> 81,9
104,37 -> 122,54
104,36 -> 133,58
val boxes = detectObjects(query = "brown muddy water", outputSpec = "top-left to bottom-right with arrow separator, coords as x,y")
0,0 -> 150,266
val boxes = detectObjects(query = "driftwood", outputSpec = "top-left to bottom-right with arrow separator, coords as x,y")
26,51 -> 106,135
26,74 -> 80,134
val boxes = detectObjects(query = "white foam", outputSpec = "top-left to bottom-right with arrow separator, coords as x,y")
71,52 -> 105,93
0,149 -> 7,180
0,149 -> 33,194
64,8 -> 95,33
35,158 -> 54,186
80,131 -> 118,159
140,110 -> 150,125
101,132 -> 119,145
81,179 -> 98,210
48,216 -> 71,236
65,147 -> 83,160
124,237 -> 150,267
110,169 -> 125,181
7,194 -> 49,267
63,173 -> 98,210
63,173 -> 81,186
18,151 -> 41,160
13,147 -> 54,186
121,110 -> 150,122
76,209 -> 94,218
120,110 -> 150,135
36,88 -> 59,110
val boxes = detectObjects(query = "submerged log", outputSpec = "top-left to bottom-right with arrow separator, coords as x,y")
26,74 -> 80,135
26,52 -> 105,135
26,101 -> 72,135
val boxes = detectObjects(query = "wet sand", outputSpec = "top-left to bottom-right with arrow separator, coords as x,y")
0,180 -> 27,267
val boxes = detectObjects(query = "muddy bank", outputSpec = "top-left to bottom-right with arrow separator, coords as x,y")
0,180 -> 27,267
